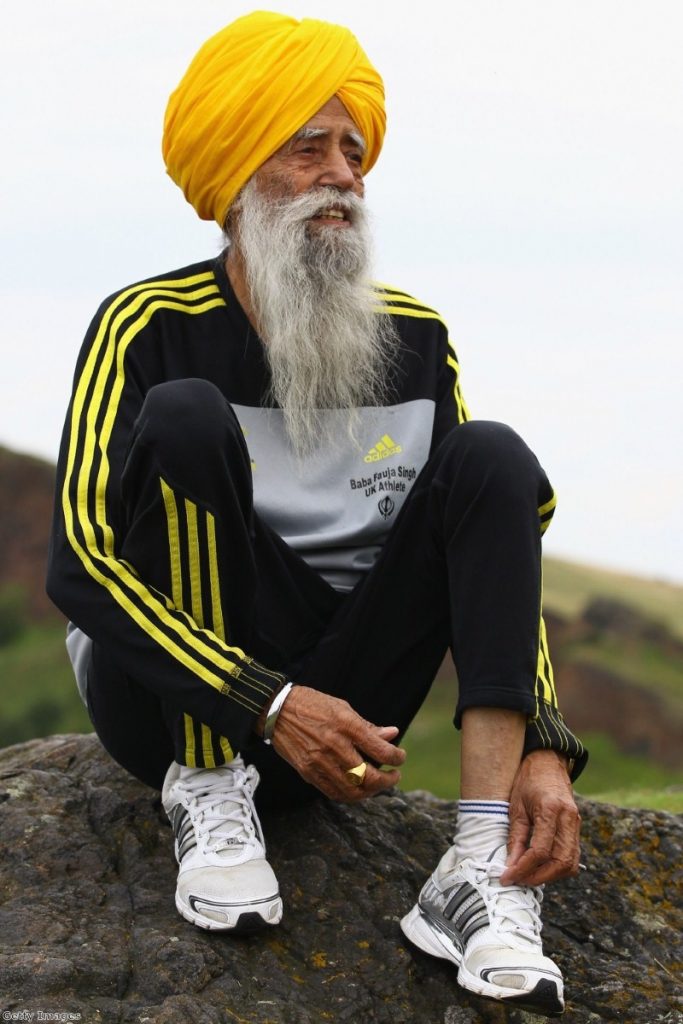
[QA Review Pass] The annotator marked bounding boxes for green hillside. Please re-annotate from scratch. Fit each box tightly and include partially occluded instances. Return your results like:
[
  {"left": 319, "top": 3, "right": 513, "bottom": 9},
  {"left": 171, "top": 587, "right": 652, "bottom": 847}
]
[{"left": 543, "top": 556, "right": 683, "bottom": 641}]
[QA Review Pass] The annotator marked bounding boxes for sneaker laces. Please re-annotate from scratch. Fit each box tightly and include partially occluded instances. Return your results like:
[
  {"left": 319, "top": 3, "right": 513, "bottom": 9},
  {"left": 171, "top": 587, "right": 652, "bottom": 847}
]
[
  {"left": 461, "top": 856, "right": 544, "bottom": 947},
  {"left": 177, "top": 762, "right": 264, "bottom": 860}
]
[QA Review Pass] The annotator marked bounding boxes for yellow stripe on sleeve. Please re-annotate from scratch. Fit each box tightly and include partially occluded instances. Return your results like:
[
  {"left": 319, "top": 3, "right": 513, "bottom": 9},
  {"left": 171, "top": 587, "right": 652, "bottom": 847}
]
[
  {"left": 538, "top": 492, "right": 558, "bottom": 518},
  {"left": 61, "top": 275, "right": 266, "bottom": 694},
  {"left": 371, "top": 285, "right": 470, "bottom": 424},
  {"left": 373, "top": 303, "right": 450, "bottom": 332},
  {"left": 446, "top": 352, "right": 470, "bottom": 423}
]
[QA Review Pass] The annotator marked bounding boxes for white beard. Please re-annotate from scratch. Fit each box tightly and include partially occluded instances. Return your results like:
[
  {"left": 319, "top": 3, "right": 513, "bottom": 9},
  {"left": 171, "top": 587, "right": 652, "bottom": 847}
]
[{"left": 228, "top": 179, "right": 398, "bottom": 458}]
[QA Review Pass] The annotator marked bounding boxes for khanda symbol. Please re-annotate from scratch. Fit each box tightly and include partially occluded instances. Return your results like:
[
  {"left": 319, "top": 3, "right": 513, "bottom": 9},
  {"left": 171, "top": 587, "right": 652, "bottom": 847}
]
[{"left": 378, "top": 496, "right": 395, "bottom": 520}]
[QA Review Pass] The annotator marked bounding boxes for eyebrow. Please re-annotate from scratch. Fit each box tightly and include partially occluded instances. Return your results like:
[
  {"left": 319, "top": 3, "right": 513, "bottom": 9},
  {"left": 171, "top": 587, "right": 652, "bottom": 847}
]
[{"left": 290, "top": 125, "right": 366, "bottom": 153}]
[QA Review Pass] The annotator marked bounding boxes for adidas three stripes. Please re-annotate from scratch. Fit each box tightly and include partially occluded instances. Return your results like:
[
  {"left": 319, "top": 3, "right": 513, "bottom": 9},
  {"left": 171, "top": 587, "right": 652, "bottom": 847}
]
[{"left": 47, "top": 256, "right": 585, "bottom": 797}]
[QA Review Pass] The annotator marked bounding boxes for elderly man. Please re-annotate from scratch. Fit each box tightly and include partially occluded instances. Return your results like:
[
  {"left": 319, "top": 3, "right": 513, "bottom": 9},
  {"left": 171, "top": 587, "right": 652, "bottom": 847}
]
[{"left": 47, "top": 11, "right": 586, "bottom": 1016}]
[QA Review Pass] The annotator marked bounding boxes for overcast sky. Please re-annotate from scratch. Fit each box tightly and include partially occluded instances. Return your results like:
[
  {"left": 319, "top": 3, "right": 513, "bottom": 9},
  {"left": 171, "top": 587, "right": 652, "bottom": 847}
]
[{"left": 2, "top": 1, "right": 681, "bottom": 583}]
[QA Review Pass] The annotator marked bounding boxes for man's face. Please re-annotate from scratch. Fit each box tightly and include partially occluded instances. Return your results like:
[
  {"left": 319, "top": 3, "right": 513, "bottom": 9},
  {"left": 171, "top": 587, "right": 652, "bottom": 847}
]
[
  {"left": 225, "top": 95, "right": 396, "bottom": 457},
  {"left": 251, "top": 96, "right": 365, "bottom": 225}
]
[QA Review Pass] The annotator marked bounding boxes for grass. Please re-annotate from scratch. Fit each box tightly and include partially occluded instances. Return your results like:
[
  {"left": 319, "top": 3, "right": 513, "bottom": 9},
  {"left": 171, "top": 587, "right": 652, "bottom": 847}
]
[
  {"left": 398, "top": 672, "right": 461, "bottom": 799},
  {"left": 572, "top": 732, "right": 683, "bottom": 796},
  {"left": 0, "top": 620, "right": 91, "bottom": 748},
  {"left": 587, "top": 788, "right": 683, "bottom": 813}
]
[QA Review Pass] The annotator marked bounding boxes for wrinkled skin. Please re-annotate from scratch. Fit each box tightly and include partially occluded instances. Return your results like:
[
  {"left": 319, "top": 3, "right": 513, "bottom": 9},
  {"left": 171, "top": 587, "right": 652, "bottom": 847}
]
[
  {"left": 502, "top": 749, "right": 582, "bottom": 886},
  {"left": 271, "top": 685, "right": 405, "bottom": 803},
  {"left": 269, "top": 687, "right": 580, "bottom": 882}
]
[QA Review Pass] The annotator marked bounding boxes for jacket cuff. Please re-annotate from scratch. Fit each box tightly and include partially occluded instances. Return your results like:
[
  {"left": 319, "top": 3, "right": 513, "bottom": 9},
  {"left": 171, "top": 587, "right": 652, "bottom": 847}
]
[
  {"left": 213, "top": 658, "right": 287, "bottom": 753},
  {"left": 523, "top": 700, "right": 588, "bottom": 782}
]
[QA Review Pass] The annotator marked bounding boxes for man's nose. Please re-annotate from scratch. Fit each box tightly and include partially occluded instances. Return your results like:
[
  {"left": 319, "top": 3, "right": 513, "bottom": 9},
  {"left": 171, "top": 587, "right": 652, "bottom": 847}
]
[{"left": 318, "top": 148, "right": 359, "bottom": 191}]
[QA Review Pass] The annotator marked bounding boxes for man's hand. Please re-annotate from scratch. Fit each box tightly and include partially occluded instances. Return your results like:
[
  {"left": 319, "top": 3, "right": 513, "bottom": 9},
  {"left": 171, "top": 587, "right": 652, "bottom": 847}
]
[
  {"left": 501, "top": 749, "right": 581, "bottom": 886},
  {"left": 270, "top": 685, "right": 406, "bottom": 802}
]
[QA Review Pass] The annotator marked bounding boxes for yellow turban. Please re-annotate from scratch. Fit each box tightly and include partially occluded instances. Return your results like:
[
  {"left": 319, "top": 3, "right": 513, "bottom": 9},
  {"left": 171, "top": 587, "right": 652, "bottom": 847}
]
[{"left": 162, "top": 11, "right": 386, "bottom": 226}]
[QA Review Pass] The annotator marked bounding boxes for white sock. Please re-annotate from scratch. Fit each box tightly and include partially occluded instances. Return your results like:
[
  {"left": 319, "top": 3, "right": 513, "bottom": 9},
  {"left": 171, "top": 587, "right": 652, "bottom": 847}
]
[{"left": 452, "top": 799, "right": 510, "bottom": 863}]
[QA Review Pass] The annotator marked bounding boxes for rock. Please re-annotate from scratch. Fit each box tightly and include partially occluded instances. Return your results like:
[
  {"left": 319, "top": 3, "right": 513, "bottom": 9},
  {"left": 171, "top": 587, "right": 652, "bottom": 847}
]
[
  {"left": 552, "top": 660, "right": 683, "bottom": 769},
  {"left": 0, "top": 445, "right": 58, "bottom": 621},
  {"left": 581, "top": 598, "right": 679, "bottom": 649},
  {"left": 0, "top": 734, "right": 681, "bottom": 1023}
]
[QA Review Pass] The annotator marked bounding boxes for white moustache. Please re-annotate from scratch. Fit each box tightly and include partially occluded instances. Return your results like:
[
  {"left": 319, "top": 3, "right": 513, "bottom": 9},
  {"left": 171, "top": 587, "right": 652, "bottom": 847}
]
[{"left": 274, "top": 187, "right": 364, "bottom": 226}]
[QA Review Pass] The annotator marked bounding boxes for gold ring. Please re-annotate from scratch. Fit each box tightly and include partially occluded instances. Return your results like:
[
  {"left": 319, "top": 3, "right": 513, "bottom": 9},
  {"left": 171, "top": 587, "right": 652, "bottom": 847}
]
[{"left": 345, "top": 762, "right": 368, "bottom": 786}]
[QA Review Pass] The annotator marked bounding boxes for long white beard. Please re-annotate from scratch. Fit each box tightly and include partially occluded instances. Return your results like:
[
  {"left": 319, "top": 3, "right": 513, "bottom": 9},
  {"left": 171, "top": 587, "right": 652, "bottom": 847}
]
[{"left": 229, "top": 179, "right": 398, "bottom": 458}]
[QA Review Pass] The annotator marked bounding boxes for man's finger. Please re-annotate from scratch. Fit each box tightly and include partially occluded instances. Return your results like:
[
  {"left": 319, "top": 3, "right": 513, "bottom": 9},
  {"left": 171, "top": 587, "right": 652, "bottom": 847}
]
[
  {"left": 502, "top": 845, "right": 552, "bottom": 884},
  {"left": 350, "top": 721, "right": 406, "bottom": 767},
  {"left": 331, "top": 760, "right": 401, "bottom": 802},
  {"left": 377, "top": 726, "right": 400, "bottom": 738},
  {"left": 503, "top": 819, "right": 581, "bottom": 885},
  {"left": 507, "top": 852, "right": 578, "bottom": 887},
  {"left": 339, "top": 743, "right": 400, "bottom": 785},
  {"left": 505, "top": 810, "right": 531, "bottom": 871},
  {"left": 505, "top": 836, "right": 529, "bottom": 873},
  {"left": 501, "top": 810, "right": 555, "bottom": 884},
  {"left": 287, "top": 739, "right": 396, "bottom": 800},
  {"left": 348, "top": 765, "right": 401, "bottom": 800},
  {"left": 272, "top": 688, "right": 405, "bottom": 797}
]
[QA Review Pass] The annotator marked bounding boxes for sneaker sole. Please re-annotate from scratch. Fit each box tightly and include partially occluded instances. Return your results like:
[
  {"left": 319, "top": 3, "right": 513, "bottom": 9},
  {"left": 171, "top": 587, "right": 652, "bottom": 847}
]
[
  {"left": 458, "top": 961, "right": 564, "bottom": 1015},
  {"left": 401, "top": 904, "right": 564, "bottom": 1016},
  {"left": 400, "top": 904, "right": 463, "bottom": 965},
  {"left": 177, "top": 892, "right": 283, "bottom": 932}
]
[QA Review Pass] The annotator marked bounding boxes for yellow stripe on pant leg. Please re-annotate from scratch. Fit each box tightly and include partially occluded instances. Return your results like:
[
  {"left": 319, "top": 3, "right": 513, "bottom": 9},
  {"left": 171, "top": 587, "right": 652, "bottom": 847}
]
[
  {"left": 206, "top": 512, "right": 226, "bottom": 644},
  {"left": 184, "top": 713, "right": 196, "bottom": 768},
  {"left": 535, "top": 613, "right": 553, "bottom": 705},
  {"left": 185, "top": 498, "right": 204, "bottom": 630},
  {"left": 201, "top": 724, "right": 216, "bottom": 768},
  {"left": 539, "top": 616, "right": 557, "bottom": 705},
  {"left": 183, "top": 497, "right": 215, "bottom": 768},
  {"left": 535, "top": 563, "right": 555, "bottom": 706},
  {"left": 160, "top": 479, "right": 183, "bottom": 608},
  {"left": 207, "top": 510, "right": 234, "bottom": 764},
  {"left": 536, "top": 642, "right": 553, "bottom": 704},
  {"left": 162, "top": 477, "right": 196, "bottom": 765}
]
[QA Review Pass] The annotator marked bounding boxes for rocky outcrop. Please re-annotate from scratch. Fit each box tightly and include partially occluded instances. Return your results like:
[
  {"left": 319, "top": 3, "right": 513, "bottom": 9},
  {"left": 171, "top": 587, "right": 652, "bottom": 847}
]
[
  {"left": 543, "top": 603, "right": 683, "bottom": 770},
  {"left": 0, "top": 445, "right": 57, "bottom": 621},
  {"left": 553, "top": 659, "right": 683, "bottom": 768},
  {"left": 1, "top": 734, "right": 681, "bottom": 1023},
  {"left": 580, "top": 598, "right": 682, "bottom": 653}
]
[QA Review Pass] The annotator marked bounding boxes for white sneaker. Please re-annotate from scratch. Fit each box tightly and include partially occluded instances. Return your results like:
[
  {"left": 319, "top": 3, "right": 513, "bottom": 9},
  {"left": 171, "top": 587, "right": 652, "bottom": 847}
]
[
  {"left": 162, "top": 758, "right": 283, "bottom": 932},
  {"left": 400, "top": 845, "right": 564, "bottom": 1015}
]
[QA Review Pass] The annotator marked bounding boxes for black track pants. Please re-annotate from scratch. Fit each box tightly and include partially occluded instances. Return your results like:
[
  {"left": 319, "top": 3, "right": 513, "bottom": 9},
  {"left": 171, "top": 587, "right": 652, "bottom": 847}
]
[{"left": 86, "top": 378, "right": 564, "bottom": 804}]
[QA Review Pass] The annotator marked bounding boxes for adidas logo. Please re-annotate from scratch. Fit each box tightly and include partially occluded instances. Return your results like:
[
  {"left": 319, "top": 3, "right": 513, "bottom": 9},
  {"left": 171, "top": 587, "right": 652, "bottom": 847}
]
[{"left": 364, "top": 434, "right": 403, "bottom": 463}]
